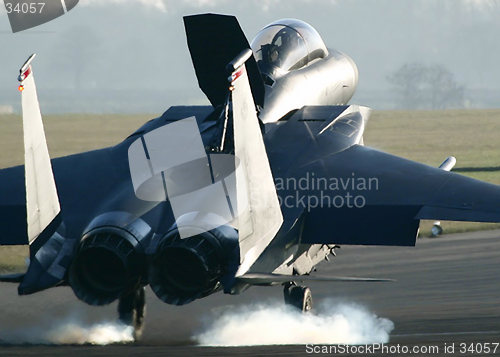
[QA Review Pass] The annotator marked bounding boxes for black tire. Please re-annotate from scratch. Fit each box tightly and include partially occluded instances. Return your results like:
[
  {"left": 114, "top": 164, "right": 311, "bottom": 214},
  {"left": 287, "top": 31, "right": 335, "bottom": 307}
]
[
  {"left": 118, "top": 287, "right": 146, "bottom": 341},
  {"left": 284, "top": 285, "right": 313, "bottom": 313}
]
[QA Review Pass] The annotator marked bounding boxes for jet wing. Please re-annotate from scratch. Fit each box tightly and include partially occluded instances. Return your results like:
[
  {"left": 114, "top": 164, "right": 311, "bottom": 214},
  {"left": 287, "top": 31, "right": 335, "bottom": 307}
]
[
  {"left": 297, "top": 144, "right": 500, "bottom": 246},
  {"left": 263, "top": 107, "right": 500, "bottom": 247},
  {"left": 0, "top": 148, "right": 122, "bottom": 246}
]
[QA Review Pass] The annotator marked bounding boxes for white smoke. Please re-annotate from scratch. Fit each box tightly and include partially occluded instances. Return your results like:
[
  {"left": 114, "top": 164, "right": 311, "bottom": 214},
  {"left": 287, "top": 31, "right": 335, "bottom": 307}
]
[
  {"left": 193, "top": 300, "right": 394, "bottom": 346},
  {"left": 45, "top": 321, "right": 134, "bottom": 345},
  {"left": 0, "top": 318, "right": 134, "bottom": 345}
]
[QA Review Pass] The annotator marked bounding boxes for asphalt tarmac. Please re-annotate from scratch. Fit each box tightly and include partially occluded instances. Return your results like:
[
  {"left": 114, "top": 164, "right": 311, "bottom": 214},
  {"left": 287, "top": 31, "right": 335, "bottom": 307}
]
[{"left": 0, "top": 229, "right": 499, "bottom": 356}]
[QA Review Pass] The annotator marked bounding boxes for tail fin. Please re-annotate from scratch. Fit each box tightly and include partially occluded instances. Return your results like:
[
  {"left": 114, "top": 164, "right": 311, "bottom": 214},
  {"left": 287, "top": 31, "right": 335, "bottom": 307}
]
[
  {"left": 229, "top": 51, "right": 283, "bottom": 276},
  {"left": 18, "top": 54, "right": 61, "bottom": 252},
  {"left": 184, "top": 14, "right": 265, "bottom": 109}
]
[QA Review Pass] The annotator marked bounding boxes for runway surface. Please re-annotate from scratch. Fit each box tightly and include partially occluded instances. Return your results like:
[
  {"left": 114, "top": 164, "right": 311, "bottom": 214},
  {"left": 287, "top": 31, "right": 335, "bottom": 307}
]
[{"left": 0, "top": 229, "right": 499, "bottom": 356}]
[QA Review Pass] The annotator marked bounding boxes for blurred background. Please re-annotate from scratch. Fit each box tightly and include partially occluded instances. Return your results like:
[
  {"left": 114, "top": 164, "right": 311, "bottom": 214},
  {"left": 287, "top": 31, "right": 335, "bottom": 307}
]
[{"left": 1, "top": 0, "right": 500, "bottom": 114}]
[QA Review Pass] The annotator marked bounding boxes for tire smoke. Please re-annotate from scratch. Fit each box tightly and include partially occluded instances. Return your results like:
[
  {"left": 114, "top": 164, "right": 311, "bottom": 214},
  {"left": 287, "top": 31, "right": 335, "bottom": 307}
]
[
  {"left": 0, "top": 318, "right": 134, "bottom": 345},
  {"left": 193, "top": 300, "right": 394, "bottom": 346}
]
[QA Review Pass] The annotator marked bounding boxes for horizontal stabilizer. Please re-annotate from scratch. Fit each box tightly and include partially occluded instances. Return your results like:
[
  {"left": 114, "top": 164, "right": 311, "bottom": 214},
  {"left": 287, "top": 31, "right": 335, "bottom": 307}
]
[{"left": 237, "top": 273, "right": 393, "bottom": 285}]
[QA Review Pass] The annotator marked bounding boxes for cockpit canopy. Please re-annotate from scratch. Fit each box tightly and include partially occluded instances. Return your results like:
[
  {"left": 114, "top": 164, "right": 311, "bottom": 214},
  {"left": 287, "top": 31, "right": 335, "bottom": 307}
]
[{"left": 251, "top": 19, "right": 329, "bottom": 72}]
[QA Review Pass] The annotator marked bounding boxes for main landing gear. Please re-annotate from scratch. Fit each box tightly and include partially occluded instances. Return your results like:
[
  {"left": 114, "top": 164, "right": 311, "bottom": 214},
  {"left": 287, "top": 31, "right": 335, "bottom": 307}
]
[
  {"left": 118, "top": 286, "right": 146, "bottom": 340},
  {"left": 283, "top": 282, "right": 313, "bottom": 313}
]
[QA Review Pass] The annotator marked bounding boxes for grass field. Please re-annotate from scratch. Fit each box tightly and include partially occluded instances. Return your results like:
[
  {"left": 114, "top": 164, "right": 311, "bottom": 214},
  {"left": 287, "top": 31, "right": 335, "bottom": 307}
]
[{"left": 1, "top": 109, "right": 500, "bottom": 272}]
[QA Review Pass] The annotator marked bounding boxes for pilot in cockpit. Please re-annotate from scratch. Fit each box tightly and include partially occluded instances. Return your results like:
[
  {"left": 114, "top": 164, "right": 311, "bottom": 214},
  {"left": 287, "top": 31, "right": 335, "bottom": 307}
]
[{"left": 262, "top": 28, "right": 302, "bottom": 67}]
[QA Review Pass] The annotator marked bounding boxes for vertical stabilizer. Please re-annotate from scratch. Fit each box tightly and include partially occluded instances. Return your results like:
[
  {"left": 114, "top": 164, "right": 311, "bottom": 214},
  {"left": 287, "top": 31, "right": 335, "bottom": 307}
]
[
  {"left": 184, "top": 14, "right": 265, "bottom": 109},
  {"left": 18, "top": 54, "right": 61, "bottom": 246},
  {"left": 229, "top": 50, "right": 283, "bottom": 276}
]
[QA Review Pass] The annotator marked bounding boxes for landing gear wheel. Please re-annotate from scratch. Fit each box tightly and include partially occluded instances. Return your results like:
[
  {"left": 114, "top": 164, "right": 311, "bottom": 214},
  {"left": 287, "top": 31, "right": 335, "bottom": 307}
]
[
  {"left": 284, "top": 283, "right": 313, "bottom": 313},
  {"left": 118, "top": 286, "right": 146, "bottom": 341}
]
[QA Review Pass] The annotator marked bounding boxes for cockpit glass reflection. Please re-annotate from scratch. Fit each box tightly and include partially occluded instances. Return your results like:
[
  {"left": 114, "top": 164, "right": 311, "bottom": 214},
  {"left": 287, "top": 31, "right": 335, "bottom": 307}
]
[
  {"left": 251, "top": 20, "right": 329, "bottom": 73},
  {"left": 251, "top": 25, "right": 308, "bottom": 71}
]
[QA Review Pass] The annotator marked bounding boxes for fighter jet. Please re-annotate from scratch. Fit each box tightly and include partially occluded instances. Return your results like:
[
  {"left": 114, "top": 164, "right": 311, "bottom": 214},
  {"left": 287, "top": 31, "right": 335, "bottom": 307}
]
[{"left": 2, "top": 14, "right": 500, "bottom": 339}]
